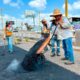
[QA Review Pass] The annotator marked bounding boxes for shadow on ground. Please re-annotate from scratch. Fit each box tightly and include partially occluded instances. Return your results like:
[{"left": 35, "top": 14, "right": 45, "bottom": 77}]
[{"left": 0, "top": 45, "right": 80, "bottom": 80}]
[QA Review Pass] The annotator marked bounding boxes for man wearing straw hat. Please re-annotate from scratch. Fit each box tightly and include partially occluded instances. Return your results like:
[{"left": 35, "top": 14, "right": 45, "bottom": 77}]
[{"left": 50, "top": 9, "right": 74, "bottom": 65}]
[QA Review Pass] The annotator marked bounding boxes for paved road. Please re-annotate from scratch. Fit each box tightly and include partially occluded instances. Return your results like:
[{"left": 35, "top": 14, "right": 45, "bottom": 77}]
[{"left": 0, "top": 41, "right": 80, "bottom": 80}]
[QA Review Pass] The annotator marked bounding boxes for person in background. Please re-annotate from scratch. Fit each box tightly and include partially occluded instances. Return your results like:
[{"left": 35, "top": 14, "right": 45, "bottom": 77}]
[
  {"left": 4, "top": 21, "right": 13, "bottom": 53},
  {"left": 41, "top": 19, "right": 50, "bottom": 40},
  {"left": 50, "top": 17, "right": 61, "bottom": 57},
  {"left": 50, "top": 9, "right": 75, "bottom": 65},
  {"left": 41, "top": 19, "right": 50, "bottom": 52}
]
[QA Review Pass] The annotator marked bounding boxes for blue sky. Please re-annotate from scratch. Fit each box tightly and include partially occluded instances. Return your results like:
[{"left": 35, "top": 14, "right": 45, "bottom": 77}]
[
  {"left": 0, "top": 0, "right": 80, "bottom": 18},
  {"left": 0, "top": 0, "right": 80, "bottom": 27}
]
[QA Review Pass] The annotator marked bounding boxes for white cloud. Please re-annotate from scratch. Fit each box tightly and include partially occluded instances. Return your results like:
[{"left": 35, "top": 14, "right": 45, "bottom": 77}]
[
  {"left": 3, "top": 0, "right": 11, "bottom": 4},
  {"left": 28, "top": 0, "right": 47, "bottom": 10},
  {"left": 35, "top": 13, "right": 51, "bottom": 25},
  {"left": 69, "top": 14, "right": 80, "bottom": 17},
  {"left": 21, "top": 11, "right": 51, "bottom": 26},
  {"left": 3, "top": 14, "right": 23, "bottom": 25},
  {"left": 0, "top": 14, "right": 16, "bottom": 29},
  {"left": 21, "top": 14, "right": 25, "bottom": 19},
  {"left": 63, "top": 3, "right": 73, "bottom": 11},
  {"left": 62, "top": 0, "right": 80, "bottom": 17},
  {"left": 3, "top": 14, "right": 16, "bottom": 21},
  {"left": 3, "top": 0, "right": 24, "bottom": 8},
  {"left": 1, "top": 12, "right": 52, "bottom": 30},
  {"left": 10, "top": 2, "right": 20, "bottom": 8},
  {"left": 73, "top": 0, "right": 80, "bottom": 10},
  {"left": 63, "top": 0, "right": 80, "bottom": 11},
  {"left": 39, "top": 13, "right": 51, "bottom": 21},
  {"left": 0, "top": 14, "right": 28, "bottom": 29}
]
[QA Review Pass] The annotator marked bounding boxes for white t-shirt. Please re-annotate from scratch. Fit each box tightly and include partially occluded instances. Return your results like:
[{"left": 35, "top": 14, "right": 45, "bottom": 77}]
[
  {"left": 50, "top": 23, "right": 63, "bottom": 40},
  {"left": 50, "top": 25, "right": 58, "bottom": 35},
  {"left": 58, "top": 17, "right": 73, "bottom": 40}
]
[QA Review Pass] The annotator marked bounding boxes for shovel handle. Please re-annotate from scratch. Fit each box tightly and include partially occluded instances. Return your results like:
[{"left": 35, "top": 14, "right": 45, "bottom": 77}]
[{"left": 37, "top": 35, "right": 50, "bottom": 54}]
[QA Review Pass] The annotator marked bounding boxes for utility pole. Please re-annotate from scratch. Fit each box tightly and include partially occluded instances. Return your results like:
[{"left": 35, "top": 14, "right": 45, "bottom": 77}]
[{"left": 65, "top": 0, "right": 68, "bottom": 17}]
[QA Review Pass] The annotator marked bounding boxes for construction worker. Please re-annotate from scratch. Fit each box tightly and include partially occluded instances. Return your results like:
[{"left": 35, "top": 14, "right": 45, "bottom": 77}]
[
  {"left": 4, "top": 21, "right": 13, "bottom": 53},
  {"left": 41, "top": 19, "right": 50, "bottom": 40},
  {"left": 41, "top": 19, "right": 50, "bottom": 52},
  {"left": 50, "top": 17, "right": 61, "bottom": 57},
  {"left": 50, "top": 9, "right": 74, "bottom": 65}
]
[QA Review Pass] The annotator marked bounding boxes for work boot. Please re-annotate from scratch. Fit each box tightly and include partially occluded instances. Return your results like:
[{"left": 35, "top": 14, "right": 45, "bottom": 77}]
[
  {"left": 51, "top": 54, "right": 55, "bottom": 57},
  {"left": 61, "top": 57, "right": 68, "bottom": 60},
  {"left": 64, "top": 61, "right": 75, "bottom": 65}
]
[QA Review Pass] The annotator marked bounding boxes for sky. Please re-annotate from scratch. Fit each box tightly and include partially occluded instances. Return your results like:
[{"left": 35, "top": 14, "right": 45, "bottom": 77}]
[{"left": 0, "top": 0, "right": 80, "bottom": 28}]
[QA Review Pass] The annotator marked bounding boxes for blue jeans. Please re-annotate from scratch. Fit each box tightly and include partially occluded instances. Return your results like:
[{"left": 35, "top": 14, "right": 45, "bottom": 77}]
[
  {"left": 51, "top": 35, "right": 60, "bottom": 55},
  {"left": 6, "top": 36, "right": 13, "bottom": 53},
  {"left": 62, "top": 38, "right": 74, "bottom": 63}
]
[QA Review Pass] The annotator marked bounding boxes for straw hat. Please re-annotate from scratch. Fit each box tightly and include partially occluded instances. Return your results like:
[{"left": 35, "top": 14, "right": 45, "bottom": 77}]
[{"left": 50, "top": 9, "right": 62, "bottom": 17}]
